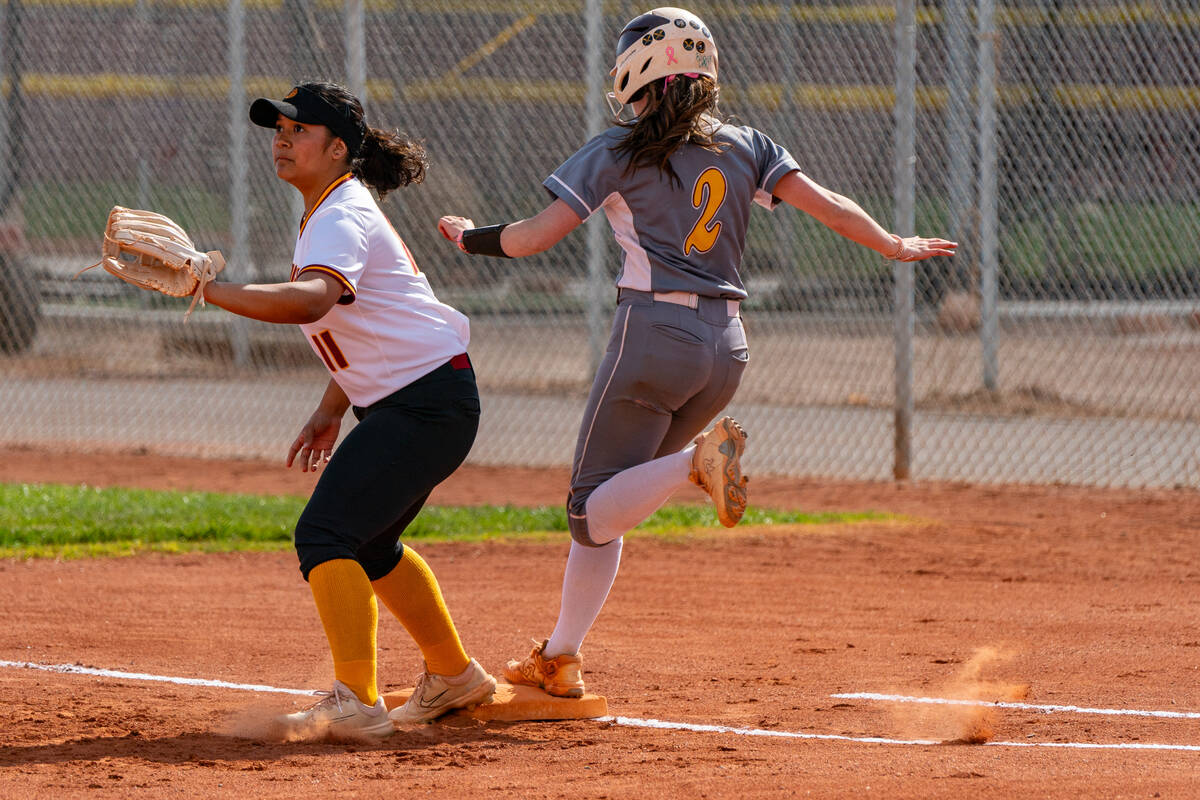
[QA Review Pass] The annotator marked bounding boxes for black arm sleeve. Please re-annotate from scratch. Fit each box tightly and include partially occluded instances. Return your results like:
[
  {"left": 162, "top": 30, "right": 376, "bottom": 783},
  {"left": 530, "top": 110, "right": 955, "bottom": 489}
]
[{"left": 460, "top": 224, "right": 511, "bottom": 258}]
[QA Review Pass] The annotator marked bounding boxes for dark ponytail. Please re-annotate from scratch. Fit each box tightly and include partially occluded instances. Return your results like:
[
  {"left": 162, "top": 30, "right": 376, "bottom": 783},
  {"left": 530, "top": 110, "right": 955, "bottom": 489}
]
[
  {"left": 299, "top": 80, "right": 428, "bottom": 199},
  {"left": 610, "top": 74, "right": 728, "bottom": 189},
  {"left": 353, "top": 126, "right": 427, "bottom": 198}
]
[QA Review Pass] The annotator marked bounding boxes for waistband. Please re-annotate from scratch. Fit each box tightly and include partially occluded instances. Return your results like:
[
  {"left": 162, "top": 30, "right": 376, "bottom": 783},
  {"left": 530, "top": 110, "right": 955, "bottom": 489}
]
[
  {"left": 617, "top": 288, "right": 740, "bottom": 317},
  {"left": 425, "top": 352, "right": 472, "bottom": 378},
  {"left": 355, "top": 353, "right": 474, "bottom": 416}
]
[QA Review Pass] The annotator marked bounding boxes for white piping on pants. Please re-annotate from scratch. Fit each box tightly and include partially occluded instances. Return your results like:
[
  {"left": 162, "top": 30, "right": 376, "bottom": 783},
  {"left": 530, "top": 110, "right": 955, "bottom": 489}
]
[{"left": 568, "top": 303, "right": 634, "bottom": 519}]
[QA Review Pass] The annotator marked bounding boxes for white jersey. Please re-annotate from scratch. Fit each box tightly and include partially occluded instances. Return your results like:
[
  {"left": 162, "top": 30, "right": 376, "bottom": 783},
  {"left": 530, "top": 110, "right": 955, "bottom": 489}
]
[{"left": 291, "top": 174, "right": 470, "bottom": 407}]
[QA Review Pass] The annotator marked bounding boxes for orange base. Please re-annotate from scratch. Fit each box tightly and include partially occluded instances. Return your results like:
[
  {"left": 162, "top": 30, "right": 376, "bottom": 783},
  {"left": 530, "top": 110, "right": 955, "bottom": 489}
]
[{"left": 383, "top": 681, "right": 608, "bottom": 722}]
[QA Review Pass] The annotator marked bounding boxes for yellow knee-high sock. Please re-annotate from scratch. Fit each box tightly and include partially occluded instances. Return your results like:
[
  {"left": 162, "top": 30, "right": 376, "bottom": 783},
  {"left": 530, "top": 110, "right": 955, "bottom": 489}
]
[
  {"left": 308, "top": 559, "right": 378, "bottom": 705},
  {"left": 371, "top": 547, "right": 470, "bottom": 677}
]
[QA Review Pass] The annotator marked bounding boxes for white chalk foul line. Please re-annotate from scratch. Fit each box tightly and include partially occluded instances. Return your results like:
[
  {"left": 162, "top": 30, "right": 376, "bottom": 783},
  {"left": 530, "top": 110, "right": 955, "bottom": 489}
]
[
  {"left": 600, "top": 716, "right": 939, "bottom": 745},
  {"left": 832, "top": 691, "right": 1200, "bottom": 720},
  {"left": 3, "top": 661, "right": 1198, "bottom": 752},
  {"left": 0, "top": 660, "right": 315, "bottom": 696},
  {"left": 600, "top": 716, "right": 1200, "bottom": 752}
]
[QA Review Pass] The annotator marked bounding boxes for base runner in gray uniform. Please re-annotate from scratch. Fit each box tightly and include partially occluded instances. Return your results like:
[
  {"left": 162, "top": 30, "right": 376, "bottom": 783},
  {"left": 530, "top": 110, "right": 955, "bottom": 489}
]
[{"left": 438, "top": 7, "right": 956, "bottom": 698}]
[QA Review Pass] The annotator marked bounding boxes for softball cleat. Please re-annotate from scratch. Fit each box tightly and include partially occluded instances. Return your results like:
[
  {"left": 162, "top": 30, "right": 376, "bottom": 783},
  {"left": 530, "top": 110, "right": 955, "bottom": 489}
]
[
  {"left": 389, "top": 658, "right": 497, "bottom": 724},
  {"left": 689, "top": 415, "right": 749, "bottom": 527},
  {"left": 504, "top": 639, "right": 585, "bottom": 698},
  {"left": 275, "top": 680, "right": 394, "bottom": 740}
]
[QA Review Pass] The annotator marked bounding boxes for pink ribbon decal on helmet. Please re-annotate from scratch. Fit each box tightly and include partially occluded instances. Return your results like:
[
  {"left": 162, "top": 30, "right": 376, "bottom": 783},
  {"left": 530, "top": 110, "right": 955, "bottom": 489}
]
[{"left": 665, "top": 46, "right": 679, "bottom": 65}]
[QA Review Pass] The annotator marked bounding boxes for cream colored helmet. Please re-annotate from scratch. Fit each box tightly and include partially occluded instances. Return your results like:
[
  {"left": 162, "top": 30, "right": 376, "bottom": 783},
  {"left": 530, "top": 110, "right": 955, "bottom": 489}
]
[{"left": 609, "top": 7, "right": 718, "bottom": 106}]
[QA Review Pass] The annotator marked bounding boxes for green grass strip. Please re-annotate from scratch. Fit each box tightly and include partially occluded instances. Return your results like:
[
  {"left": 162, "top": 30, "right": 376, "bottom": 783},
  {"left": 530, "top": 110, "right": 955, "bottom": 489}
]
[{"left": 0, "top": 483, "right": 891, "bottom": 559}]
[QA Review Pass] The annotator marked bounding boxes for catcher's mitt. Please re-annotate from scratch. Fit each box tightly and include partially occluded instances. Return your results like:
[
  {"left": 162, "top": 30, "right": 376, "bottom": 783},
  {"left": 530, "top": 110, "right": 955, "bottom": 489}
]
[{"left": 78, "top": 206, "right": 226, "bottom": 320}]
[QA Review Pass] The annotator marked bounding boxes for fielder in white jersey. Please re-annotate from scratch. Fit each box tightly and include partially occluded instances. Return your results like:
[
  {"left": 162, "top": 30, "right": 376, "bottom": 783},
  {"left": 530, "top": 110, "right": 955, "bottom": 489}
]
[
  {"left": 438, "top": 8, "right": 956, "bottom": 699},
  {"left": 290, "top": 172, "right": 470, "bottom": 407},
  {"left": 199, "top": 81, "right": 496, "bottom": 738}
]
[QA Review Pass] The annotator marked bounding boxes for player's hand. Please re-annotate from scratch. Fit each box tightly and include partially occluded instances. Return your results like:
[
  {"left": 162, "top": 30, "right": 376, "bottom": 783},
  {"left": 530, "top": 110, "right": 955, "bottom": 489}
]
[
  {"left": 286, "top": 410, "right": 342, "bottom": 473},
  {"left": 886, "top": 235, "right": 958, "bottom": 262},
  {"left": 437, "top": 216, "right": 474, "bottom": 252}
]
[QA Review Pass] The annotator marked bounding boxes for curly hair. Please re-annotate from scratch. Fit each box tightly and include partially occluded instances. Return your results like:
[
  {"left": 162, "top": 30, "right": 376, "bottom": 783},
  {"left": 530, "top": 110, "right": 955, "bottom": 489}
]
[{"left": 300, "top": 81, "right": 427, "bottom": 199}]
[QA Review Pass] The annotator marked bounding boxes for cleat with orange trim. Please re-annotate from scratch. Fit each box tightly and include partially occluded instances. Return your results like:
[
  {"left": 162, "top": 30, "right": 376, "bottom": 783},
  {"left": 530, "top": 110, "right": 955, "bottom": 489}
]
[
  {"left": 504, "top": 639, "right": 585, "bottom": 698},
  {"left": 689, "top": 415, "right": 749, "bottom": 527}
]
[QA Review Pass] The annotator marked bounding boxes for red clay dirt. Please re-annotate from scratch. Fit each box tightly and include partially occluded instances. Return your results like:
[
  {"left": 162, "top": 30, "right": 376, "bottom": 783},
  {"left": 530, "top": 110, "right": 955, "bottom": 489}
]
[{"left": 1, "top": 447, "right": 1198, "bottom": 798}]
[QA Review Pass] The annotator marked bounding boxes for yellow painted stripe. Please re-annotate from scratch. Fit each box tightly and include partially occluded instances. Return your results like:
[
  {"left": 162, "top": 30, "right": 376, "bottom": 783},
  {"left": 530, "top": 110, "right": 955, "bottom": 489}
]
[
  {"left": 400, "top": 77, "right": 583, "bottom": 104},
  {"left": 6, "top": 74, "right": 394, "bottom": 102},
  {"left": 5, "top": 73, "right": 1197, "bottom": 112},
  {"left": 25, "top": 0, "right": 398, "bottom": 9},
  {"left": 730, "top": 82, "right": 1198, "bottom": 112},
  {"left": 444, "top": 12, "right": 539, "bottom": 81},
  {"left": 12, "top": 0, "right": 1200, "bottom": 28},
  {"left": 997, "top": 4, "right": 1200, "bottom": 27},
  {"left": 1055, "top": 84, "right": 1200, "bottom": 111}
]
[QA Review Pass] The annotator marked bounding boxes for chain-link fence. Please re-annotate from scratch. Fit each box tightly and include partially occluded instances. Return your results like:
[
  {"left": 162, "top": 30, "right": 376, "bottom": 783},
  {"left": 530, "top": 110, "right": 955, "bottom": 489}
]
[{"left": 0, "top": 1, "right": 1197, "bottom": 487}]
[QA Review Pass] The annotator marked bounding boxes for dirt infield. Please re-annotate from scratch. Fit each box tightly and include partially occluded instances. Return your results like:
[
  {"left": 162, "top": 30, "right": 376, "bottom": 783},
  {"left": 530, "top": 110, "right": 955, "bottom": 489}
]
[{"left": 1, "top": 449, "right": 1198, "bottom": 798}]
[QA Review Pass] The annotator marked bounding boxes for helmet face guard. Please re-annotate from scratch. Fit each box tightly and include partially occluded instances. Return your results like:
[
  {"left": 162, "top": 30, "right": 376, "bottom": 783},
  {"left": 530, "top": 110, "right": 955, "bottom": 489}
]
[{"left": 609, "top": 7, "right": 718, "bottom": 107}]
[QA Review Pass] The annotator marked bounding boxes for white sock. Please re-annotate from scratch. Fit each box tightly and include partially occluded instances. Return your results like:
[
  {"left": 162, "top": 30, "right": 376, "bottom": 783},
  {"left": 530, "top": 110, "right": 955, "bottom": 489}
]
[
  {"left": 583, "top": 448, "right": 694, "bottom": 545},
  {"left": 544, "top": 538, "right": 623, "bottom": 658}
]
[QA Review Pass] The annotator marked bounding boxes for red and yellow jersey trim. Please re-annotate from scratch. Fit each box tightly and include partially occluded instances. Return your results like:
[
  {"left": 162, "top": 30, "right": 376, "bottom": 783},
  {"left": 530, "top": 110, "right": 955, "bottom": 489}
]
[
  {"left": 296, "top": 264, "right": 356, "bottom": 298},
  {"left": 310, "top": 329, "right": 349, "bottom": 371},
  {"left": 298, "top": 172, "right": 354, "bottom": 240}
]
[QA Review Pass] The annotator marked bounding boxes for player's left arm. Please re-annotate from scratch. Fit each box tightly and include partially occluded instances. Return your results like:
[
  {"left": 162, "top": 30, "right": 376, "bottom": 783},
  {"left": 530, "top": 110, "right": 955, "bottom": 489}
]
[
  {"left": 437, "top": 199, "right": 583, "bottom": 258},
  {"left": 286, "top": 377, "right": 350, "bottom": 472},
  {"left": 772, "top": 170, "right": 957, "bottom": 261}
]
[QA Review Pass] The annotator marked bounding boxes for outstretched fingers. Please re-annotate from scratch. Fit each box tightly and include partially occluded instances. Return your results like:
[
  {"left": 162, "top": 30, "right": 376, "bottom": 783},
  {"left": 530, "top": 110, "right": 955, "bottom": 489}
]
[{"left": 900, "top": 237, "right": 958, "bottom": 261}]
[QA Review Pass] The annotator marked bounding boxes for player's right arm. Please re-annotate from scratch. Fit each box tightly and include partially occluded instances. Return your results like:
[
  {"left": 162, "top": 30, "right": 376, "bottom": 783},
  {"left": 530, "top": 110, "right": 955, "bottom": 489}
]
[
  {"left": 772, "top": 170, "right": 957, "bottom": 262},
  {"left": 437, "top": 199, "right": 583, "bottom": 258},
  {"left": 202, "top": 272, "right": 344, "bottom": 324}
]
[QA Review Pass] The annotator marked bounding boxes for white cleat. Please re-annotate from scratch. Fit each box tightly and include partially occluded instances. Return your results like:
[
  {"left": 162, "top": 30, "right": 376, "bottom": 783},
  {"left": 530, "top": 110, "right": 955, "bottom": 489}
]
[
  {"left": 389, "top": 658, "right": 497, "bottom": 724},
  {"left": 275, "top": 680, "right": 394, "bottom": 741}
]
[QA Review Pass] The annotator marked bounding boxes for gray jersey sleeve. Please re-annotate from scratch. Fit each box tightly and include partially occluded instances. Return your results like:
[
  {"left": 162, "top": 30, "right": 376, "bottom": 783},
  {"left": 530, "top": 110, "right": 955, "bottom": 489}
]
[
  {"left": 543, "top": 130, "right": 625, "bottom": 220},
  {"left": 750, "top": 128, "right": 801, "bottom": 210}
]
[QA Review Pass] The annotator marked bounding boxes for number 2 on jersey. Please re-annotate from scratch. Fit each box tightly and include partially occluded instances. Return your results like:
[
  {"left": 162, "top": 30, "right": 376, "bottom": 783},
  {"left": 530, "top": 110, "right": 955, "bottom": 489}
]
[{"left": 683, "top": 167, "right": 728, "bottom": 256}]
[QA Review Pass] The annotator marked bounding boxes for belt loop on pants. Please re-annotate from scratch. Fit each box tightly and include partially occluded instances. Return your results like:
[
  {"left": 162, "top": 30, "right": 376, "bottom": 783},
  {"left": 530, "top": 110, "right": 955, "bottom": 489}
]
[
  {"left": 617, "top": 287, "right": 740, "bottom": 318},
  {"left": 651, "top": 290, "right": 699, "bottom": 309}
]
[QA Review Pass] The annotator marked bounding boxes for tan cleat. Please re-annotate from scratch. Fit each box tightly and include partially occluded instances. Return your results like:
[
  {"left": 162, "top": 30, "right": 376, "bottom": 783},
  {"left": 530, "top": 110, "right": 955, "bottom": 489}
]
[
  {"left": 504, "top": 639, "right": 585, "bottom": 698},
  {"left": 689, "top": 415, "right": 749, "bottom": 527}
]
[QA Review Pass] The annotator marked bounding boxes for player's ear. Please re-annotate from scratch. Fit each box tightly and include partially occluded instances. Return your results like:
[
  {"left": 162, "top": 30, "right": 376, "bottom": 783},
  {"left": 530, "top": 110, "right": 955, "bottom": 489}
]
[{"left": 331, "top": 138, "right": 347, "bottom": 160}]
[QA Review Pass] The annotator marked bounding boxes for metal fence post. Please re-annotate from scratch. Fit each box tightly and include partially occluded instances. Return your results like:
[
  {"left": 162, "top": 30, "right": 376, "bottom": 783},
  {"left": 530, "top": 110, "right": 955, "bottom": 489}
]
[
  {"left": 946, "top": 0, "right": 974, "bottom": 296},
  {"left": 893, "top": 0, "right": 917, "bottom": 481},
  {"left": 227, "top": 0, "right": 251, "bottom": 365},
  {"left": 345, "top": 0, "right": 366, "bottom": 106},
  {"left": 584, "top": 0, "right": 607, "bottom": 372},
  {"left": 978, "top": 0, "right": 999, "bottom": 390}
]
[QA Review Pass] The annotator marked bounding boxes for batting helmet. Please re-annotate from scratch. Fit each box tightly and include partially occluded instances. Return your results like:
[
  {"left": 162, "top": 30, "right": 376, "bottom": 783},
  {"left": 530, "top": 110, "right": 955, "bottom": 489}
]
[{"left": 610, "top": 7, "right": 718, "bottom": 106}]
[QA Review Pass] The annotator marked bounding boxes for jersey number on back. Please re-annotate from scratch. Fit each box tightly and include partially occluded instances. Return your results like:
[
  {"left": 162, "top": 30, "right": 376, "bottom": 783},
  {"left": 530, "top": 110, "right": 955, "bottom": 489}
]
[{"left": 683, "top": 167, "right": 728, "bottom": 256}]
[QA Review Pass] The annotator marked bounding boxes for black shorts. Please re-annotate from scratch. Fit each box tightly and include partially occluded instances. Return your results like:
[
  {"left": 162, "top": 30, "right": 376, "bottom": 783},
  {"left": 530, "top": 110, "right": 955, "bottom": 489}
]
[{"left": 294, "top": 355, "right": 480, "bottom": 580}]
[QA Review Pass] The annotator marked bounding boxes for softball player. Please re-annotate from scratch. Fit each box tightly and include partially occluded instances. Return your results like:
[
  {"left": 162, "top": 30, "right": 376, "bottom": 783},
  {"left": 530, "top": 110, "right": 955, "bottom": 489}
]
[
  {"left": 200, "top": 81, "right": 496, "bottom": 737},
  {"left": 439, "top": 7, "right": 955, "bottom": 697}
]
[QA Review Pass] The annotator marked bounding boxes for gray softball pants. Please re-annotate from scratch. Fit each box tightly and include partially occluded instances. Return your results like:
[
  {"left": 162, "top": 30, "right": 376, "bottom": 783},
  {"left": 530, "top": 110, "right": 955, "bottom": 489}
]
[{"left": 567, "top": 288, "right": 749, "bottom": 546}]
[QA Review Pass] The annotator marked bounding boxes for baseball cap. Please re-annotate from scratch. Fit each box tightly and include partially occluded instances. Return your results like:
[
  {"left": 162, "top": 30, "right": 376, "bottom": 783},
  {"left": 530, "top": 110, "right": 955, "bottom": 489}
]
[{"left": 249, "top": 85, "right": 365, "bottom": 156}]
